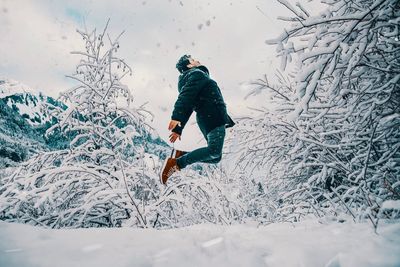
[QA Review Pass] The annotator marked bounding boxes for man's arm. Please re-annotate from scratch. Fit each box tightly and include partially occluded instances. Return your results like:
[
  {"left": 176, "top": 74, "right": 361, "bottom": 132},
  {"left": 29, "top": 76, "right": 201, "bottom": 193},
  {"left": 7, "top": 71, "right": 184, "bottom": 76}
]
[{"left": 171, "top": 70, "right": 206, "bottom": 135}]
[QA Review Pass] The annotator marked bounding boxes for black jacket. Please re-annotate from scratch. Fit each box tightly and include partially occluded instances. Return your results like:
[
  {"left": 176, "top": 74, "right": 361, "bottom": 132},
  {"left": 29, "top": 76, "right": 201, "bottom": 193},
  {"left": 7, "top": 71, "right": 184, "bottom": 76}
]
[{"left": 171, "top": 65, "right": 235, "bottom": 136}]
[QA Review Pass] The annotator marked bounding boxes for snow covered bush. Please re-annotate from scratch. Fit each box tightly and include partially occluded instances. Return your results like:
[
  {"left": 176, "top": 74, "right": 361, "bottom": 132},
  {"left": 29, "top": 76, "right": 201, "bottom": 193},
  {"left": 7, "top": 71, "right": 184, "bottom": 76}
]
[
  {"left": 146, "top": 167, "right": 244, "bottom": 228},
  {"left": 230, "top": 0, "right": 400, "bottom": 225},
  {"left": 226, "top": 72, "right": 305, "bottom": 223}
]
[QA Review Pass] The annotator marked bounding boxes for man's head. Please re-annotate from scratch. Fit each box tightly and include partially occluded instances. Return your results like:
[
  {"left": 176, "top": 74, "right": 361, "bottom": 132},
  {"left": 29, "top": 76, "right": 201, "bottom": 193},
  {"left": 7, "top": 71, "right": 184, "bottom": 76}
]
[{"left": 176, "top": 55, "right": 201, "bottom": 73}]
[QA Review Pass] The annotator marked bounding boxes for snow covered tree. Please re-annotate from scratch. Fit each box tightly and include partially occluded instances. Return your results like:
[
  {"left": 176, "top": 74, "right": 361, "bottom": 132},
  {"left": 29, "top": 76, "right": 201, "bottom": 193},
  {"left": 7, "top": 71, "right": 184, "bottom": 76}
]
[
  {"left": 0, "top": 21, "right": 155, "bottom": 228},
  {"left": 229, "top": 0, "right": 399, "bottom": 225},
  {"left": 268, "top": 0, "right": 400, "bottom": 224}
]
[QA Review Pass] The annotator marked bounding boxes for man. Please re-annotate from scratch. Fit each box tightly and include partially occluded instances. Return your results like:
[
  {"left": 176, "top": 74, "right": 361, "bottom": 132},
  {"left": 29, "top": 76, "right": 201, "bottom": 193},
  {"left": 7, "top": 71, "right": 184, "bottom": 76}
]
[{"left": 160, "top": 55, "right": 235, "bottom": 184}]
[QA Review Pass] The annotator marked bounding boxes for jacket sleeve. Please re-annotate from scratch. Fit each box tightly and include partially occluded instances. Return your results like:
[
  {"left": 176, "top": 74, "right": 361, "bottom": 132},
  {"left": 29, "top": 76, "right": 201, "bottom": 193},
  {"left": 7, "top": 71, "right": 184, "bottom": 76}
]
[{"left": 171, "top": 70, "right": 206, "bottom": 135}]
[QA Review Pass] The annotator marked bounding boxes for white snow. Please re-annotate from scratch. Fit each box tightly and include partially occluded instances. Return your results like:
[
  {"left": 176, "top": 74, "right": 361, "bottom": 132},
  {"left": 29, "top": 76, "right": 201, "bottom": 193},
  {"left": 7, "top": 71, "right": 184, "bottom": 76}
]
[
  {"left": 0, "top": 220, "right": 399, "bottom": 267},
  {"left": 0, "top": 79, "right": 37, "bottom": 98},
  {"left": 382, "top": 200, "right": 400, "bottom": 210},
  {"left": 0, "top": 79, "right": 52, "bottom": 125},
  {"left": 10, "top": 101, "right": 40, "bottom": 121}
]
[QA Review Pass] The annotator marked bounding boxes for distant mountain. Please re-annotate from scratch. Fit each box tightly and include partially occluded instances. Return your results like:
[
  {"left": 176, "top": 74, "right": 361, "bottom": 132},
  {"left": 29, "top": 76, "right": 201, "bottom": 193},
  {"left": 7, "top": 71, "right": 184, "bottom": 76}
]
[
  {"left": 0, "top": 79, "right": 68, "bottom": 167},
  {"left": 0, "top": 79, "right": 169, "bottom": 168},
  {"left": 0, "top": 79, "right": 66, "bottom": 126},
  {"left": 0, "top": 79, "right": 34, "bottom": 97}
]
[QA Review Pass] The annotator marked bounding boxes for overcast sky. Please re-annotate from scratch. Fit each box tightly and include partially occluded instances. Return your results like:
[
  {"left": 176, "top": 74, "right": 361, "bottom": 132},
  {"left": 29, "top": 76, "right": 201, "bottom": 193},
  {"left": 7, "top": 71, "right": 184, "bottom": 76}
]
[{"left": 0, "top": 0, "right": 325, "bottom": 149}]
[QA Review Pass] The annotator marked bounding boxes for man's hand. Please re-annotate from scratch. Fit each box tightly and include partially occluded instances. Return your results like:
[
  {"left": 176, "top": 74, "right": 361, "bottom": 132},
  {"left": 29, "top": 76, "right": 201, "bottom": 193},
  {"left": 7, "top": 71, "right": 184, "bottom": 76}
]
[
  {"left": 169, "top": 132, "right": 181, "bottom": 143},
  {"left": 168, "top": 120, "right": 181, "bottom": 131},
  {"left": 168, "top": 120, "right": 181, "bottom": 143}
]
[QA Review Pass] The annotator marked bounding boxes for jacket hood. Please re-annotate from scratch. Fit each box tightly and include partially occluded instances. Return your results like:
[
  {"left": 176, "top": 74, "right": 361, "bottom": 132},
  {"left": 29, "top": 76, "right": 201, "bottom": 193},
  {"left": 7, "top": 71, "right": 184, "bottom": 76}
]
[
  {"left": 181, "top": 65, "right": 210, "bottom": 76},
  {"left": 197, "top": 65, "right": 209, "bottom": 75}
]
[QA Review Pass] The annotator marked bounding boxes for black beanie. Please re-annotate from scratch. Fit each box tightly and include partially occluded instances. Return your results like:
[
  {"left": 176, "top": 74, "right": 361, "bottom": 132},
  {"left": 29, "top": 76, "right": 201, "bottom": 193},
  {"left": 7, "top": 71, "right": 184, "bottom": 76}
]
[{"left": 176, "top": 54, "right": 191, "bottom": 73}]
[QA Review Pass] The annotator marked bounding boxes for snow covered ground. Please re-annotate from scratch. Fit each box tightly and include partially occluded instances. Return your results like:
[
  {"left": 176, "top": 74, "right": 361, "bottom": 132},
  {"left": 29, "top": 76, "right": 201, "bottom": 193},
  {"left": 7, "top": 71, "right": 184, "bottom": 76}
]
[{"left": 0, "top": 220, "right": 399, "bottom": 267}]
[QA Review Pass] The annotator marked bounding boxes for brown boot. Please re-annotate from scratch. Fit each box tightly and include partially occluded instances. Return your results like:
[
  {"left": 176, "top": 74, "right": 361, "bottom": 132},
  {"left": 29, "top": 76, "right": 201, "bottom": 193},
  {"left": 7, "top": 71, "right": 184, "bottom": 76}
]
[
  {"left": 160, "top": 158, "right": 180, "bottom": 185},
  {"left": 172, "top": 149, "right": 188, "bottom": 158}
]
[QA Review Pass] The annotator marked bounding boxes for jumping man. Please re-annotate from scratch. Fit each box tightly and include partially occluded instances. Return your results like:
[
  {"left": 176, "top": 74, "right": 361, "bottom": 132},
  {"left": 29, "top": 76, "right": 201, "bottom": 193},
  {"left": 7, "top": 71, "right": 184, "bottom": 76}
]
[{"left": 160, "top": 55, "right": 235, "bottom": 184}]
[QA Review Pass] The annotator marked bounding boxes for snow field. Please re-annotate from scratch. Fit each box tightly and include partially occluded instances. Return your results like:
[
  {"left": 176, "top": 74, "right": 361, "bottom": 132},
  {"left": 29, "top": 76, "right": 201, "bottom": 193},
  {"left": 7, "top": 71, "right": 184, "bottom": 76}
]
[{"left": 1, "top": 219, "right": 399, "bottom": 267}]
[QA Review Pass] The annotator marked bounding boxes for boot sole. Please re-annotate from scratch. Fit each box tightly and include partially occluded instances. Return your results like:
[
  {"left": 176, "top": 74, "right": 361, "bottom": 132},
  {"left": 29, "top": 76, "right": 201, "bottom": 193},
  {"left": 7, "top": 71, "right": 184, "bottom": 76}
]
[{"left": 160, "top": 157, "right": 170, "bottom": 185}]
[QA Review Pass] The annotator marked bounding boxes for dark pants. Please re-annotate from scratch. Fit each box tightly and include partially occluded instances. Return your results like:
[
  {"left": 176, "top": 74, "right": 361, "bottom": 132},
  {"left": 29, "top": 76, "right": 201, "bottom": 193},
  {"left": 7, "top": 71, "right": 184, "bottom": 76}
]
[{"left": 177, "top": 125, "right": 226, "bottom": 169}]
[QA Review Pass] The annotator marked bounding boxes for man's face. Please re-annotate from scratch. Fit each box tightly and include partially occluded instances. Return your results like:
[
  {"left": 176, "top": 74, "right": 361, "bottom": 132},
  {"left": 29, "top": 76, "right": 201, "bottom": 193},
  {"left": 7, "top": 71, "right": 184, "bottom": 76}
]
[{"left": 187, "top": 58, "right": 201, "bottom": 68}]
